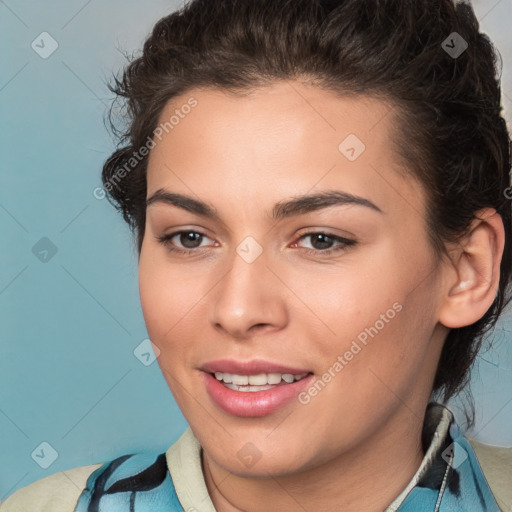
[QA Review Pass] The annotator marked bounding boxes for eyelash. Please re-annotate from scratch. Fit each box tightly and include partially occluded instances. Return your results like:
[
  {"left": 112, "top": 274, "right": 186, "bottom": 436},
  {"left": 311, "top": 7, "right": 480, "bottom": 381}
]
[{"left": 156, "top": 230, "right": 357, "bottom": 256}]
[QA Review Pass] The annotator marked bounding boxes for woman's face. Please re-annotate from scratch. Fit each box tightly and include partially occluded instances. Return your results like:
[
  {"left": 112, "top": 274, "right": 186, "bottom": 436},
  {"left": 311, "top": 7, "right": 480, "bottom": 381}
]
[{"left": 139, "top": 81, "right": 449, "bottom": 477}]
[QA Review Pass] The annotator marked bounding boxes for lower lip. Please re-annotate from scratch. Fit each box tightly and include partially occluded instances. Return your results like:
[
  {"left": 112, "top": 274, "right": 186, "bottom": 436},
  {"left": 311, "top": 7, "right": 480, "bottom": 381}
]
[{"left": 202, "top": 372, "right": 315, "bottom": 417}]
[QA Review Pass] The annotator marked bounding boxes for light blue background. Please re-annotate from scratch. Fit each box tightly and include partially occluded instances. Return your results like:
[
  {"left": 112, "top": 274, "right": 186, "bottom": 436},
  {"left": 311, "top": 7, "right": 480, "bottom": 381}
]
[{"left": 1, "top": 0, "right": 511, "bottom": 501}]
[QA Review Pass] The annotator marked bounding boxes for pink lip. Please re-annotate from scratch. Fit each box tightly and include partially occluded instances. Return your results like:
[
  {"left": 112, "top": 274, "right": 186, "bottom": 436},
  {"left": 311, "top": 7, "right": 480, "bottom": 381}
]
[
  {"left": 201, "top": 358, "right": 311, "bottom": 375},
  {"left": 202, "top": 371, "right": 315, "bottom": 417}
]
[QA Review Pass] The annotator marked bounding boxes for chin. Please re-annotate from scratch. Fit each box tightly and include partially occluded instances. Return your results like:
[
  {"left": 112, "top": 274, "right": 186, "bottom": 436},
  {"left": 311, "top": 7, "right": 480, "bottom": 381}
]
[{"left": 216, "top": 453, "right": 306, "bottom": 479}]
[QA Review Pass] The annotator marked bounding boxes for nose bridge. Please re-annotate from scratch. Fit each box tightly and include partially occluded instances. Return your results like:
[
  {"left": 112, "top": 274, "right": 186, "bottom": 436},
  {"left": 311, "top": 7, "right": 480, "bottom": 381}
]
[{"left": 210, "top": 237, "right": 287, "bottom": 337}]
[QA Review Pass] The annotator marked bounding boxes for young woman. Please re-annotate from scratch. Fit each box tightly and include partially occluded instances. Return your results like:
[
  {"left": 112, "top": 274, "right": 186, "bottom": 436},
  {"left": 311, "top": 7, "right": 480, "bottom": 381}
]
[{"left": 2, "top": 0, "right": 511, "bottom": 511}]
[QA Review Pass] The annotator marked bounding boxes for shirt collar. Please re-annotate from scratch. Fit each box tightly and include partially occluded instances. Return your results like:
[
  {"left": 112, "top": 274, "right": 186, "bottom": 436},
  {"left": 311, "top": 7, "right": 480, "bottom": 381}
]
[
  {"left": 386, "top": 402, "right": 501, "bottom": 512},
  {"left": 385, "top": 403, "right": 454, "bottom": 511}
]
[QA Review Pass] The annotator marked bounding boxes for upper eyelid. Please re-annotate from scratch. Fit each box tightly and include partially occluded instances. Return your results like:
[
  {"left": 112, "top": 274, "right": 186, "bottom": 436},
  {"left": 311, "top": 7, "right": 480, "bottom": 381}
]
[{"left": 165, "top": 230, "right": 216, "bottom": 245}]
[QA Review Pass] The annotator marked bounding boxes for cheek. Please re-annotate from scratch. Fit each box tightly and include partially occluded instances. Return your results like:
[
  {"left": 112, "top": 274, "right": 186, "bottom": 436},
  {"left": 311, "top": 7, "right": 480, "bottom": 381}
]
[
  {"left": 290, "top": 247, "right": 433, "bottom": 376},
  {"left": 138, "top": 261, "right": 196, "bottom": 399},
  {"left": 138, "top": 250, "right": 200, "bottom": 345},
  {"left": 318, "top": 275, "right": 439, "bottom": 414},
  {"left": 284, "top": 250, "right": 401, "bottom": 335}
]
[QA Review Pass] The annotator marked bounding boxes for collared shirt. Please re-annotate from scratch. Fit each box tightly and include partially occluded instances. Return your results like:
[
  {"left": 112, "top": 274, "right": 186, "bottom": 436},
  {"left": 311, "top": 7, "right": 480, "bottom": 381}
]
[{"left": 1, "top": 403, "right": 509, "bottom": 511}]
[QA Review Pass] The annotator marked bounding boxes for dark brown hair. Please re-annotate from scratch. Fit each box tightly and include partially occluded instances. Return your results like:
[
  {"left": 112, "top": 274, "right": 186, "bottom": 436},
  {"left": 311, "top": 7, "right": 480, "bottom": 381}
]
[{"left": 101, "top": 0, "right": 512, "bottom": 421}]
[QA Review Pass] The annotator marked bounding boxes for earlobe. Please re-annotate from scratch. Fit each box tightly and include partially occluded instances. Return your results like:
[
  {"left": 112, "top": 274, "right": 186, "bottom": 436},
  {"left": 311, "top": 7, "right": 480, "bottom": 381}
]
[{"left": 439, "top": 208, "right": 504, "bottom": 329}]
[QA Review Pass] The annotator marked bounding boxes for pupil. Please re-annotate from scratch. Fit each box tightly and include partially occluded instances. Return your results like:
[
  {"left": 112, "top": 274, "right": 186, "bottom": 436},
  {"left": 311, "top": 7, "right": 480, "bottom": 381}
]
[
  {"left": 312, "top": 234, "right": 332, "bottom": 249},
  {"left": 181, "top": 232, "right": 201, "bottom": 248}
]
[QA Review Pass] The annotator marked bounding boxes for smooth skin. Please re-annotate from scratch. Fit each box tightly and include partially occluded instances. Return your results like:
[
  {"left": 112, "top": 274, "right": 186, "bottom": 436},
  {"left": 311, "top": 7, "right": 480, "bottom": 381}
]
[{"left": 138, "top": 80, "right": 504, "bottom": 512}]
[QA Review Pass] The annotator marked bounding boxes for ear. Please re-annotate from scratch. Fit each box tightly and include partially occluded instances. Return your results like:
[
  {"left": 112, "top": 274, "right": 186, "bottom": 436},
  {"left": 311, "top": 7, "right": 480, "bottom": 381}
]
[{"left": 438, "top": 208, "right": 505, "bottom": 329}]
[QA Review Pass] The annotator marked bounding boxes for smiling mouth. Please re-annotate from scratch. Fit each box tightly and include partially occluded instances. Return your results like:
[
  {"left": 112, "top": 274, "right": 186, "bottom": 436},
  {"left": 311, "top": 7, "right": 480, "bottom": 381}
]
[{"left": 211, "top": 371, "right": 312, "bottom": 392}]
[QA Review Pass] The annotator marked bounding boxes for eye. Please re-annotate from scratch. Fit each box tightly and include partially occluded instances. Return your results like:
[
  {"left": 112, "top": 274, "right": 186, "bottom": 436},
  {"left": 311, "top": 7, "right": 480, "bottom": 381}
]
[
  {"left": 292, "top": 231, "right": 356, "bottom": 255},
  {"left": 156, "top": 229, "right": 357, "bottom": 257},
  {"left": 156, "top": 230, "right": 215, "bottom": 254}
]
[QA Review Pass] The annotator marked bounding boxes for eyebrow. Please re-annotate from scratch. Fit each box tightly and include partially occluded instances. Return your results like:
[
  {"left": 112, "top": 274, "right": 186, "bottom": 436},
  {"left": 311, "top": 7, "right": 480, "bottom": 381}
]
[{"left": 146, "top": 188, "right": 383, "bottom": 221}]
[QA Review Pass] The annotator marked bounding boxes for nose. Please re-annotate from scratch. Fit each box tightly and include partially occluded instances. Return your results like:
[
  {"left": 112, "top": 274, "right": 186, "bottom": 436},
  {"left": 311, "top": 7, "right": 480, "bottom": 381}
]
[{"left": 209, "top": 246, "right": 288, "bottom": 339}]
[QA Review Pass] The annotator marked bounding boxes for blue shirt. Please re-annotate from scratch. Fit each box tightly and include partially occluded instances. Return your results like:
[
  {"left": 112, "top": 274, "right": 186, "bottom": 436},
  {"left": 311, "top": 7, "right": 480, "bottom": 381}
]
[{"left": 73, "top": 402, "right": 503, "bottom": 511}]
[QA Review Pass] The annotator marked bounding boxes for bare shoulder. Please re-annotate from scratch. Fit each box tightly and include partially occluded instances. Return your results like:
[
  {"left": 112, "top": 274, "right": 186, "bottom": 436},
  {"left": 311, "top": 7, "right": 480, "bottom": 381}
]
[
  {"left": 0, "top": 463, "right": 102, "bottom": 512},
  {"left": 468, "top": 438, "right": 512, "bottom": 512}
]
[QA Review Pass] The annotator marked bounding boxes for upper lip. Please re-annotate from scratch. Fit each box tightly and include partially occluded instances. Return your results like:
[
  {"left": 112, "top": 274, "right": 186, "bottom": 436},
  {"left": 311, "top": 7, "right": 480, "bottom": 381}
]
[{"left": 201, "top": 359, "right": 312, "bottom": 375}]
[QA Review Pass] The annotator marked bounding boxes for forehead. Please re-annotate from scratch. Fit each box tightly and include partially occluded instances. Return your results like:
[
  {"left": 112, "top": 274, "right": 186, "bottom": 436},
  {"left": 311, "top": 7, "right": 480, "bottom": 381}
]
[
  {"left": 152, "top": 81, "right": 394, "bottom": 156},
  {"left": 145, "top": 80, "right": 426, "bottom": 220}
]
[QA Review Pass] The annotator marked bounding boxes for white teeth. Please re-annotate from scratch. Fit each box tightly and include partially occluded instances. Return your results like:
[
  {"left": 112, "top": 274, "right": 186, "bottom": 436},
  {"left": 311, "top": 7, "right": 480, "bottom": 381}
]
[
  {"left": 232, "top": 374, "right": 249, "bottom": 385},
  {"left": 267, "top": 373, "right": 282, "bottom": 384},
  {"left": 248, "top": 374, "right": 267, "bottom": 385},
  {"left": 213, "top": 371, "right": 309, "bottom": 386},
  {"left": 224, "top": 383, "right": 275, "bottom": 392}
]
